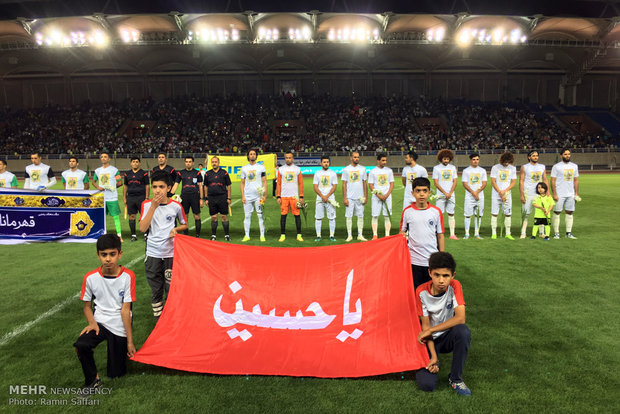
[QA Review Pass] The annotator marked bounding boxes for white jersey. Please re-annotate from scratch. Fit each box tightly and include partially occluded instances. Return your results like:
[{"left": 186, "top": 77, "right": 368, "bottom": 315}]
[
  {"left": 0, "top": 171, "right": 18, "bottom": 188},
  {"left": 551, "top": 162, "right": 579, "bottom": 198},
  {"left": 521, "top": 163, "right": 546, "bottom": 197},
  {"left": 278, "top": 164, "right": 303, "bottom": 198},
  {"left": 490, "top": 164, "right": 517, "bottom": 196},
  {"left": 416, "top": 279, "right": 465, "bottom": 339},
  {"left": 402, "top": 164, "right": 428, "bottom": 193},
  {"left": 94, "top": 165, "right": 121, "bottom": 201},
  {"left": 62, "top": 169, "right": 89, "bottom": 190},
  {"left": 341, "top": 164, "right": 367, "bottom": 200},
  {"left": 313, "top": 169, "right": 338, "bottom": 200},
  {"left": 24, "top": 163, "right": 54, "bottom": 189},
  {"left": 400, "top": 204, "right": 444, "bottom": 266},
  {"left": 461, "top": 166, "right": 487, "bottom": 199},
  {"left": 241, "top": 163, "right": 267, "bottom": 201},
  {"left": 432, "top": 163, "right": 457, "bottom": 193},
  {"left": 141, "top": 199, "right": 187, "bottom": 258},
  {"left": 80, "top": 266, "right": 136, "bottom": 337},
  {"left": 368, "top": 166, "right": 394, "bottom": 195}
]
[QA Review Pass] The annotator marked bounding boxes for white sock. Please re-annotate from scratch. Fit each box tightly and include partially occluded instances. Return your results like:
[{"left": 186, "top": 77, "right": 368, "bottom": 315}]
[
  {"left": 566, "top": 214, "right": 574, "bottom": 233},
  {"left": 552, "top": 214, "right": 560, "bottom": 234},
  {"left": 449, "top": 216, "right": 455, "bottom": 237},
  {"left": 371, "top": 217, "right": 378, "bottom": 236},
  {"left": 521, "top": 218, "right": 528, "bottom": 236},
  {"left": 346, "top": 217, "right": 353, "bottom": 237},
  {"left": 475, "top": 216, "right": 482, "bottom": 235},
  {"left": 384, "top": 217, "right": 391, "bottom": 236},
  {"left": 491, "top": 216, "right": 497, "bottom": 236},
  {"left": 464, "top": 216, "right": 471, "bottom": 236},
  {"left": 257, "top": 213, "right": 265, "bottom": 237},
  {"left": 244, "top": 214, "right": 251, "bottom": 237},
  {"left": 315, "top": 219, "right": 322, "bottom": 237},
  {"left": 505, "top": 216, "right": 512, "bottom": 235},
  {"left": 329, "top": 219, "right": 336, "bottom": 237},
  {"left": 357, "top": 217, "right": 364, "bottom": 236}
]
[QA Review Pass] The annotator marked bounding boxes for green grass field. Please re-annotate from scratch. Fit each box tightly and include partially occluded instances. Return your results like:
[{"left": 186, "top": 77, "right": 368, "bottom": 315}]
[{"left": 1, "top": 174, "right": 619, "bottom": 413}]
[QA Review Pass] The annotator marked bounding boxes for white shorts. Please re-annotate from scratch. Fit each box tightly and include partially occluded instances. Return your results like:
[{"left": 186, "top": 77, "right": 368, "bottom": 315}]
[
  {"left": 491, "top": 194, "right": 512, "bottom": 216},
  {"left": 464, "top": 194, "right": 484, "bottom": 217},
  {"left": 244, "top": 199, "right": 263, "bottom": 215},
  {"left": 403, "top": 194, "right": 415, "bottom": 211},
  {"left": 554, "top": 196, "right": 575, "bottom": 213},
  {"left": 435, "top": 194, "right": 455, "bottom": 215},
  {"left": 521, "top": 194, "right": 537, "bottom": 215},
  {"left": 371, "top": 194, "right": 392, "bottom": 217},
  {"left": 345, "top": 199, "right": 365, "bottom": 218},
  {"left": 315, "top": 201, "right": 336, "bottom": 220}
]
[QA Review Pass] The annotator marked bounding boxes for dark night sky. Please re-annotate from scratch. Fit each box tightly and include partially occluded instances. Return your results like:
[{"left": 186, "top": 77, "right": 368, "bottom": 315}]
[{"left": 0, "top": 0, "right": 618, "bottom": 19}]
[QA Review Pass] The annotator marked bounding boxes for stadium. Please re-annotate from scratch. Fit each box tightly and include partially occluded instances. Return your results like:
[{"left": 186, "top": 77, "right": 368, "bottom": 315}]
[{"left": 0, "top": 0, "right": 619, "bottom": 412}]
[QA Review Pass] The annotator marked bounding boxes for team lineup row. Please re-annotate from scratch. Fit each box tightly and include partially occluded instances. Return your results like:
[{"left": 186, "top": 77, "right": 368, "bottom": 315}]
[{"left": 0, "top": 147, "right": 579, "bottom": 242}]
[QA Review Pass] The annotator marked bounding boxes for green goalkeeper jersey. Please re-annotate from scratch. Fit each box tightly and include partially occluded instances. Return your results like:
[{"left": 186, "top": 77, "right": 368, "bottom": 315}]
[{"left": 534, "top": 195, "right": 555, "bottom": 219}]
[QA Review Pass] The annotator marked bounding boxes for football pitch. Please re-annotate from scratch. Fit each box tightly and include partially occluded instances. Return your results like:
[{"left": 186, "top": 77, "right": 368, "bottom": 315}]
[{"left": 1, "top": 174, "right": 619, "bottom": 413}]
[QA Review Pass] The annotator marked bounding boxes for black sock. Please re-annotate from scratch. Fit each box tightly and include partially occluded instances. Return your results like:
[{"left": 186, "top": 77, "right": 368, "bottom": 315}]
[
  {"left": 280, "top": 215, "right": 287, "bottom": 234},
  {"left": 129, "top": 219, "right": 136, "bottom": 235},
  {"left": 295, "top": 215, "right": 301, "bottom": 234},
  {"left": 211, "top": 221, "right": 218, "bottom": 236},
  {"left": 195, "top": 220, "right": 201, "bottom": 237},
  {"left": 223, "top": 221, "right": 230, "bottom": 235}
]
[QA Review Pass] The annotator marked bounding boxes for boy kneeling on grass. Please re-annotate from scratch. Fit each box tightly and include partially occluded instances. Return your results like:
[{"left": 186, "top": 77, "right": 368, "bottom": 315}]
[
  {"left": 73, "top": 234, "right": 136, "bottom": 396},
  {"left": 415, "top": 251, "right": 472, "bottom": 396}
]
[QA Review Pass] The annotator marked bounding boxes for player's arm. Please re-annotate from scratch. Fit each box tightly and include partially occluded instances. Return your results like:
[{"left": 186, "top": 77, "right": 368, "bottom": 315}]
[
  {"left": 261, "top": 174, "right": 268, "bottom": 203},
  {"left": 519, "top": 166, "right": 526, "bottom": 202},
  {"left": 418, "top": 305, "right": 466, "bottom": 343},
  {"left": 402, "top": 175, "right": 407, "bottom": 187},
  {"left": 342, "top": 175, "right": 348, "bottom": 205},
  {"left": 437, "top": 233, "right": 445, "bottom": 252},
  {"left": 326, "top": 183, "right": 337, "bottom": 199},
  {"left": 123, "top": 180, "right": 128, "bottom": 205},
  {"left": 24, "top": 169, "right": 30, "bottom": 189},
  {"left": 447, "top": 177, "right": 457, "bottom": 198},
  {"left": 139, "top": 200, "right": 159, "bottom": 233},
  {"left": 120, "top": 302, "right": 136, "bottom": 357},
  {"left": 239, "top": 178, "right": 246, "bottom": 203},
  {"left": 542, "top": 170, "right": 549, "bottom": 186},
  {"left": 419, "top": 315, "right": 439, "bottom": 372},
  {"left": 550, "top": 176, "right": 557, "bottom": 200},
  {"left": 80, "top": 301, "right": 99, "bottom": 335},
  {"left": 384, "top": 180, "right": 394, "bottom": 199},
  {"left": 573, "top": 176, "right": 579, "bottom": 197},
  {"left": 226, "top": 180, "right": 232, "bottom": 203},
  {"left": 506, "top": 178, "right": 516, "bottom": 192},
  {"left": 313, "top": 183, "right": 321, "bottom": 198},
  {"left": 433, "top": 179, "right": 446, "bottom": 196},
  {"left": 491, "top": 177, "right": 501, "bottom": 194},
  {"left": 480, "top": 179, "right": 487, "bottom": 192},
  {"left": 83, "top": 175, "right": 90, "bottom": 190},
  {"left": 462, "top": 180, "right": 474, "bottom": 195},
  {"left": 170, "top": 171, "right": 181, "bottom": 194},
  {"left": 297, "top": 172, "right": 304, "bottom": 198}
]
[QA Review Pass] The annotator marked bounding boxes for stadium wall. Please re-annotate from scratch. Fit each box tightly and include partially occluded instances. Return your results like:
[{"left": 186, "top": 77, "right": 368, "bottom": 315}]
[{"left": 1, "top": 73, "right": 618, "bottom": 110}]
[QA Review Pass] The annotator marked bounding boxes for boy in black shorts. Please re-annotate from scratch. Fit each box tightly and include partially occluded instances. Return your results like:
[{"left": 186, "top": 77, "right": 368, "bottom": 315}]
[
  {"left": 73, "top": 234, "right": 136, "bottom": 395},
  {"left": 123, "top": 156, "right": 149, "bottom": 242},
  {"left": 204, "top": 156, "right": 232, "bottom": 241},
  {"left": 178, "top": 156, "right": 204, "bottom": 238}
]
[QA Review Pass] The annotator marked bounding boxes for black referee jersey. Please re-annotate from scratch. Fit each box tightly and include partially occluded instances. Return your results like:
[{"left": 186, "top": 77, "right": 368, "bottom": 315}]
[{"left": 204, "top": 168, "right": 231, "bottom": 197}]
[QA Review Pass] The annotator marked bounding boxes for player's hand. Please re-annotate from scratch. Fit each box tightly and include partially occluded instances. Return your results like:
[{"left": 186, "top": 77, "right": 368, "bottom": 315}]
[
  {"left": 321, "top": 195, "right": 329, "bottom": 203},
  {"left": 169, "top": 228, "right": 178, "bottom": 238},
  {"left": 417, "top": 329, "right": 432, "bottom": 344},
  {"left": 81, "top": 322, "right": 99, "bottom": 336},
  {"left": 473, "top": 192, "right": 479, "bottom": 201},
  {"left": 426, "top": 357, "right": 439, "bottom": 373},
  {"left": 277, "top": 198, "right": 282, "bottom": 205},
  {"left": 553, "top": 194, "right": 558, "bottom": 201},
  {"left": 343, "top": 198, "right": 349, "bottom": 207},
  {"left": 127, "top": 341, "right": 137, "bottom": 358},
  {"left": 446, "top": 192, "right": 453, "bottom": 200},
  {"left": 399, "top": 231, "right": 407, "bottom": 238},
  {"left": 227, "top": 198, "right": 231, "bottom": 205},
  {"left": 520, "top": 194, "right": 526, "bottom": 204},
  {"left": 241, "top": 196, "right": 246, "bottom": 204},
  {"left": 261, "top": 196, "right": 266, "bottom": 205}
]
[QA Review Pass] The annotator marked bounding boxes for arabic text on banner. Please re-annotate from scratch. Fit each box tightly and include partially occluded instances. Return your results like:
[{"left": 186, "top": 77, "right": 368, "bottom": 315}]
[
  {"left": 0, "top": 188, "right": 105, "bottom": 244},
  {"left": 206, "top": 154, "right": 276, "bottom": 182},
  {"left": 132, "top": 235, "right": 429, "bottom": 377}
]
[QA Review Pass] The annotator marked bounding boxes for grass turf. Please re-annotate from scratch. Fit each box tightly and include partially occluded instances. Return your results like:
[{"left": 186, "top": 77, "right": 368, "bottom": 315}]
[{"left": 0, "top": 174, "right": 619, "bottom": 413}]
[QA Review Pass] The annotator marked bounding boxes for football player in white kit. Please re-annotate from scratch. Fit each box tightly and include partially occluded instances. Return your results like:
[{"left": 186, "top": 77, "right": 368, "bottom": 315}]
[
  {"left": 368, "top": 153, "right": 395, "bottom": 239},
  {"left": 432, "top": 149, "right": 458, "bottom": 240},
  {"left": 402, "top": 150, "right": 428, "bottom": 210},
  {"left": 550, "top": 148, "right": 579, "bottom": 239},
  {"left": 240, "top": 149, "right": 268, "bottom": 242},
  {"left": 313, "top": 156, "right": 338, "bottom": 241},
  {"left": 342, "top": 151, "right": 368, "bottom": 241},
  {"left": 461, "top": 153, "right": 487, "bottom": 239},
  {"left": 519, "top": 150, "right": 548, "bottom": 238},
  {"left": 490, "top": 152, "right": 517, "bottom": 240}
]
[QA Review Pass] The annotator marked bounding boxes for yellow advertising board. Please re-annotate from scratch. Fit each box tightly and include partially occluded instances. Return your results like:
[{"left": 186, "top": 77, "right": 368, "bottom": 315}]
[{"left": 205, "top": 154, "right": 277, "bottom": 182}]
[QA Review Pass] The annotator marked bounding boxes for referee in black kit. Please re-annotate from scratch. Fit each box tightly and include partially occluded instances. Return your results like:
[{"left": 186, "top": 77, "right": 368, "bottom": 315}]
[
  {"left": 204, "top": 155, "right": 232, "bottom": 241},
  {"left": 178, "top": 156, "right": 204, "bottom": 238},
  {"left": 123, "top": 156, "right": 149, "bottom": 242}
]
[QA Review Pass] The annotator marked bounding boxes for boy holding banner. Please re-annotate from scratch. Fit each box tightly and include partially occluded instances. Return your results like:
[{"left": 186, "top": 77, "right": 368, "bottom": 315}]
[{"left": 415, "top": 252, "right": 472, "bottom": 397}]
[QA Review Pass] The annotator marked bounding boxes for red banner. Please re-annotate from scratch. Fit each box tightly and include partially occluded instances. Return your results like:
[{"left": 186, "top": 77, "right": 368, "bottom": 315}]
[{"left": 132, "top": 235, "right": 429, "bottom": 377}]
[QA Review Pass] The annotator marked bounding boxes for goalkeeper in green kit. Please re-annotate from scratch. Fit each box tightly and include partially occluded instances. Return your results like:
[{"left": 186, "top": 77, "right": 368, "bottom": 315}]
[{"left": 531, "top": 182, "right": 555, "bottom": 240}]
